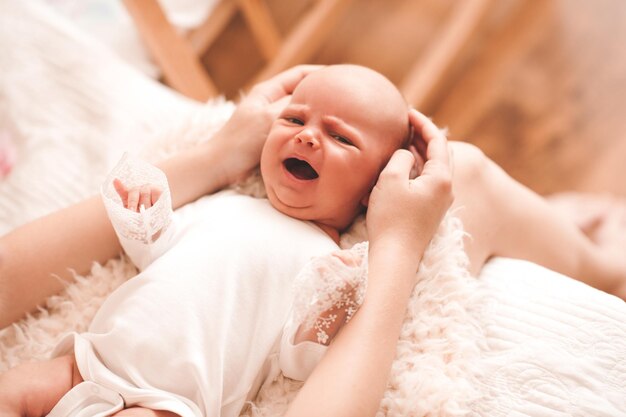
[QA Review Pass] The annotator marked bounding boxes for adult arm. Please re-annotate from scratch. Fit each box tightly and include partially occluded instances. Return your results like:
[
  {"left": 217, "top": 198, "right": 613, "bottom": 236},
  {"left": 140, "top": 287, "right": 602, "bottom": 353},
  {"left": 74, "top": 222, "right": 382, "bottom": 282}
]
[
  {"left": 0, "top": 65, "right": 322, "bottom": 328},
  {"left": 285, "top": 110, "right": 453, "bottom": 417}
]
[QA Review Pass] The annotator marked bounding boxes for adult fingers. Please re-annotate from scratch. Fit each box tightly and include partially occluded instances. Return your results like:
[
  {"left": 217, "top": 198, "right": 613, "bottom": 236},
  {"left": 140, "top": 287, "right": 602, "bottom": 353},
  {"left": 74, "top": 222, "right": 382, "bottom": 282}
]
[
  {"left": 419, "top": 139, "right": 452, "bottom": 182},
  {"left": 251, "top": 65, "right": 324, "bottom": 103},
  {"left": 408, "top": 111, "right": 427, "bottom": 161},
  {"left": 408, "top": 145, "right": 424, "bottom": 179},
  {"left": 378, "top": 149, "right": 415, "bottom": 184},
  {"left": 409, "top": 109, "right": 440, "bottom": 143},
  {"left": 267, "top": 95, "right": 291, "bottom": 118},
  {"left": 408, "top": 109, "right": 449, "bottom": 173}
]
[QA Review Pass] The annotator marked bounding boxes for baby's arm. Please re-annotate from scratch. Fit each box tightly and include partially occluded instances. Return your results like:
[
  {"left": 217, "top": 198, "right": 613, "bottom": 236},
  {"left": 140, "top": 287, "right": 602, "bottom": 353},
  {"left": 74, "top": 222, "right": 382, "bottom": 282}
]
[
  {"left": 280, "top": 248, "right": 366, "bottom": 381},
  {"left": 292, "top": 250, "right": 362, "bottom": 346},
  {"left": 103, "top": 157, "right": 176, "bottom": 271},
  {"left": 292, "top": 291, "right": 353, "bottom": 347}
]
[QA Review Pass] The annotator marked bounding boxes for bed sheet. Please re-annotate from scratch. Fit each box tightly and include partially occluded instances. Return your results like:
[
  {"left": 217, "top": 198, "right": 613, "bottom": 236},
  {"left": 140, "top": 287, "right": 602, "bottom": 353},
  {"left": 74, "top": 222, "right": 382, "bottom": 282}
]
[
  {"left": 474, "top": 258, "right": 626, "bottom": 416},
  {"left": 1, "top": 1, "right": 625, "bottom": 416}
]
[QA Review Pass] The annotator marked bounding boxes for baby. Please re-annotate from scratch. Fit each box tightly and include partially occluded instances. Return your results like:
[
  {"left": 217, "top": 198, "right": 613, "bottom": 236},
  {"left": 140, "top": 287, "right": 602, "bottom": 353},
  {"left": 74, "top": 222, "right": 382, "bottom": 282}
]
[
  {"left": 0, "top": 65, "right": 412, "bottom": 417},
  {"left": 2, "top": 64, "right": 625, "bottom": 417}
]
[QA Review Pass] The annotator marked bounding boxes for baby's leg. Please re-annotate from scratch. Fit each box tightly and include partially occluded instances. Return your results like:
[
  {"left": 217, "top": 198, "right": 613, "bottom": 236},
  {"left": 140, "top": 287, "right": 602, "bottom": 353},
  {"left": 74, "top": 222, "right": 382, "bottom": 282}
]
[
  {"left": 450, "top": 142, "right": 625, "bottom": 297},
  {"left": 0, "top": 355, "right": 82, "bottom": 417}
]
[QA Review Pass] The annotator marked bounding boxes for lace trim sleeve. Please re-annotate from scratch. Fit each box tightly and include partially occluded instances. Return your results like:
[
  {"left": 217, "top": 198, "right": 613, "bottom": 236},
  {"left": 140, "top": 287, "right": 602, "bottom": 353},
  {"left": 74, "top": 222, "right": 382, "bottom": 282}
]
[
  {"left": 279, "top": 242, "right": 368, "bottom": 381},
  {"left": 101, "top": 153, "right": 174, "bottom": 270}
]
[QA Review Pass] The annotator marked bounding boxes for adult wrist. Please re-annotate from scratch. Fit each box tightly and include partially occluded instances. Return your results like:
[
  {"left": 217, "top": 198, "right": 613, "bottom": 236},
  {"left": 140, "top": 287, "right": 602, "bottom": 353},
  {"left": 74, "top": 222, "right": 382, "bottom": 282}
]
[
  {"left": 202, "top": 133, "right": 233, "bottom": 186},
  {"left": 369, "top": 232, "right": 427, "bottom": 261},
  {"left": 208, "top": 129, "right": 260, "bottom": 186},
  {"left": 368, "top": 238, "right": 424, "bottom": 276}
]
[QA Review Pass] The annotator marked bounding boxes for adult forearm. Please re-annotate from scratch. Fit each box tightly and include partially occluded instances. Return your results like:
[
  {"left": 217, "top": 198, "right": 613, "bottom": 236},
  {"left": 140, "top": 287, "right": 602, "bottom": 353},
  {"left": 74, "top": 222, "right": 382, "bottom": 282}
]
[
  {"left": 156, "top": 136, "right": 233, "bottom": 209},
  {"left": 0, "top": 195, "right": 120, "bottom": 328},
  {"left": 285, "top": 243, "right": 421, "bottom": 417},
  {"left": 286, "top": 110, "right": 453, "bottom": 417},
  {"left": 0, "top": 131, "right": 243, "bottom": 328}
]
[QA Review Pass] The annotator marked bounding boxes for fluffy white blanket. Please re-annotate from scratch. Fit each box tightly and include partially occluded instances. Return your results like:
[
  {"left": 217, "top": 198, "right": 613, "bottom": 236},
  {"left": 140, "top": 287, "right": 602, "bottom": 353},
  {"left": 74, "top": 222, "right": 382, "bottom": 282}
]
[{"left": 1, "top": 2, "right": 624, "bottom": 416}]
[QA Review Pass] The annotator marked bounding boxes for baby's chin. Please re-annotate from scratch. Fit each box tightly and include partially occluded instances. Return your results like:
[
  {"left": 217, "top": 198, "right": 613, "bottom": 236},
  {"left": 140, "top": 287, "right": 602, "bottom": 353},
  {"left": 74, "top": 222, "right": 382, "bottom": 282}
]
[{"left": 265, "top": 188, "right": 310, "bottom": 219}]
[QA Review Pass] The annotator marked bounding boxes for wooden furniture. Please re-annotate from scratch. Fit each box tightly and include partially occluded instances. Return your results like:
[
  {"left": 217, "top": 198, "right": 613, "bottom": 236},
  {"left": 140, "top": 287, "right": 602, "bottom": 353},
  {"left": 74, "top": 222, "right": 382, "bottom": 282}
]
[
  {"left": 123, "top": 0, "right": 493, "bottom": 107},
  {"left": 400, "top": 0, "right": 492, "bottom": 109},
  {"left": 123, "top": 0, "right": 355, "bottom": 101}
]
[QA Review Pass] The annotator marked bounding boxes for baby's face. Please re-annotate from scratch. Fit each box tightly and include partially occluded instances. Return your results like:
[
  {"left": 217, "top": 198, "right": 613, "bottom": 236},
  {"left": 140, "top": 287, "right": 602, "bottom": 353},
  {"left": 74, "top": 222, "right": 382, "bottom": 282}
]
[{"left": 260, "top": 65, "right": 408, "bottom": 233}]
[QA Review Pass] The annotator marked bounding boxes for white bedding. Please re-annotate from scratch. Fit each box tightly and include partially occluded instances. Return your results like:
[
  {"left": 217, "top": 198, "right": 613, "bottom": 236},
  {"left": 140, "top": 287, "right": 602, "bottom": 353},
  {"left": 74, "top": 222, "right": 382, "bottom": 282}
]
[
  {"left": 1, "top": 2, "right": 624, "bottom": 416},
  {"left": 476, "top": 259, "right": 626, "bottom": 416}
]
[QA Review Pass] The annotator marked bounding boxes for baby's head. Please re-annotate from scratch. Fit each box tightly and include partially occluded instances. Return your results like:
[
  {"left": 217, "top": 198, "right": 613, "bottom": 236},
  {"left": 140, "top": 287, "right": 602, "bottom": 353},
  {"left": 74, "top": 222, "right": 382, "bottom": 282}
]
[{"left": 260, "top": 64, "right": 409, "bottom": 238}]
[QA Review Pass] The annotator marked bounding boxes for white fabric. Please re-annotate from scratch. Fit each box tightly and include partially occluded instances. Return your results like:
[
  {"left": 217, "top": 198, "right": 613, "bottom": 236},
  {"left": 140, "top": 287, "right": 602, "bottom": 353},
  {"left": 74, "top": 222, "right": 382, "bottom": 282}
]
[
  {"left": 101, "top": 154, "right": 175, "bottom": 270},
  {"left": 1, "top": 2, "right": 626, "bottom": 416},
  {"left": 54, "top": 162, "right": 338, "bottom": 416},
  {"left": 47, "top": 381, "right": 124, "bottom": 417},
  {"left": 472, "top": 258, "right": 626, "bottom": 416},
  {"left": 279, "top": 241, "right": 369, "bottom": 380}
]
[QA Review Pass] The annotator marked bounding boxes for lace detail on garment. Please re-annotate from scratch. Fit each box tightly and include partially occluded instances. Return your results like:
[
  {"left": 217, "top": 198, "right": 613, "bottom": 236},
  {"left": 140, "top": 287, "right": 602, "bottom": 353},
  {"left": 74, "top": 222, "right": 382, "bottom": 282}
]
[
  {"left": 290, "top": 241, "right": 369, "bottom": 345},
  {"left": 101, "top": 153, "right": 172, "bottom": 244}
]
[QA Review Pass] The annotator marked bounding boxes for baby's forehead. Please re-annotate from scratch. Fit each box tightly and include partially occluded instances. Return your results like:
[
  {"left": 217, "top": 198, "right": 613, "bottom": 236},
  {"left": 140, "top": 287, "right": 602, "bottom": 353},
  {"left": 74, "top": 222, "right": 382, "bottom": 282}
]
[
  {"left": 291, "top": 66, "right": 408, "bottom": 141},
  {"left": 295, "top": 66, "right": 395, "bottom": 98},
  {"left": 293, "top": 67, "right": 405, "bottom": 115}
]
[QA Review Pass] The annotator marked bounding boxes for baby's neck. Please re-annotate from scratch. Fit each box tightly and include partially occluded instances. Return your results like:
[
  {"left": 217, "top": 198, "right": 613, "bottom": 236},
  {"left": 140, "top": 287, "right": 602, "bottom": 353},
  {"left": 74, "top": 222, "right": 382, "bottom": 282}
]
[{"left": 315, "top": 222, "right": 341, "bottom": 244}]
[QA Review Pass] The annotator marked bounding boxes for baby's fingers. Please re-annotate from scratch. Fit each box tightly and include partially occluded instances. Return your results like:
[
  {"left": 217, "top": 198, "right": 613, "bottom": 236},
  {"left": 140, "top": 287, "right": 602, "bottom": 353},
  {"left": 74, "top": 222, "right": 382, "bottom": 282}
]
[
  {"left": 127, "top": 188, "right": 140, "bottom": 212},
  {"left": 139, "top": 185, "right": 152, "bottom": 210},
  {"left": 113, "top": 178, "right": 128, "bottom": 207},
  {"left": 151, "top": 187, "right": 163, "bottom": 205},
  {"left": 141, "top": 185, "right": 164, "bottom": 209}
]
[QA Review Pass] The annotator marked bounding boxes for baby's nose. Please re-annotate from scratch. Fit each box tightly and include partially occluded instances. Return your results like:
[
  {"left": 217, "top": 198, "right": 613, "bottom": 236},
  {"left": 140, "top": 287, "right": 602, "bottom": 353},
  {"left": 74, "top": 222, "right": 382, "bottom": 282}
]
[{"left": 295, "top": 129, "right": 320, "bottom": 149}]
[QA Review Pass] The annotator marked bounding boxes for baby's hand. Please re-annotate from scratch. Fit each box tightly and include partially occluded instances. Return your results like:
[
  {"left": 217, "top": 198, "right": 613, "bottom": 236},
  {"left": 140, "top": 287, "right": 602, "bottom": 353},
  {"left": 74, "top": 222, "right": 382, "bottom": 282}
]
[{"left": 113, "top": 178, "right": 163, "bottom": 212}]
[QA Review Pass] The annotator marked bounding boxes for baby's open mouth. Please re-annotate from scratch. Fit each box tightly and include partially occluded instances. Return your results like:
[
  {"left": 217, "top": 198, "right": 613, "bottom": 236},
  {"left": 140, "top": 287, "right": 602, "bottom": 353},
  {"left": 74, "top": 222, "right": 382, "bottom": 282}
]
[{"left": 284, "top": 158, "right": 319, "bottom": 180}]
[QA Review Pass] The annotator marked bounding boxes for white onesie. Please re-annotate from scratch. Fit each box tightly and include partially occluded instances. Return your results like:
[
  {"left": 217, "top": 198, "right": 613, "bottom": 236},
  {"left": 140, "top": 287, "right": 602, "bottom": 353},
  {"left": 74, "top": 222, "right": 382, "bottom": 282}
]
[{"left": 49, "top": 157, "right": 345, "bottom": 417}]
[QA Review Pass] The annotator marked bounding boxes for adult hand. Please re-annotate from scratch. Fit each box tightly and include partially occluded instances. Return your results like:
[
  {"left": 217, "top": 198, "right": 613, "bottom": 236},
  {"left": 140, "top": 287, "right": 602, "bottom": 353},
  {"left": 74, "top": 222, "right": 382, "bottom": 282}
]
[
  {"left": 366, "top": 109, "right": 454, "bottom": 257},
  {"left": 213, "top": 65, "right": 324, "bottom": 184}
]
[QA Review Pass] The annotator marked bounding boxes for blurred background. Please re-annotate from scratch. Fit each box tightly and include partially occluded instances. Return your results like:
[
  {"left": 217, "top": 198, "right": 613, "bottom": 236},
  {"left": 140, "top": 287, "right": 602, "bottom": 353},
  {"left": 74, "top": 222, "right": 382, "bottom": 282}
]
[{"left": 46, "top": 0, "right": 626, "bottom": 197}]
